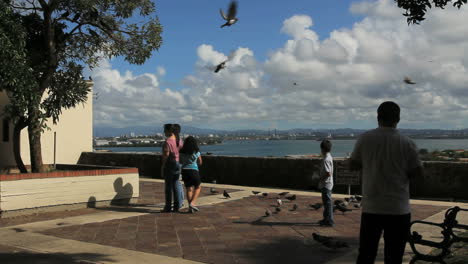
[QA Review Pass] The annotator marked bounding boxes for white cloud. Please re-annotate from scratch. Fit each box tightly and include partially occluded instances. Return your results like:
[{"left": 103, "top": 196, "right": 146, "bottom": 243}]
[{"left": 92, "top": 0, "right": 468, "bottom": 129}]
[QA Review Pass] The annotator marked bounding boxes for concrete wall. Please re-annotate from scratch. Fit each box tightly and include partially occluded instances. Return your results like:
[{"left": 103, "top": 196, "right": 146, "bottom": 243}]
[
  {"left": 0, "top": 165, "right": 139, "bottom": 216},
  {"left": 77, "top": 152, "right": 468, "bottom": 200},
  {"left": 0, "top": 82, "right": 93, "bottom": 168}
]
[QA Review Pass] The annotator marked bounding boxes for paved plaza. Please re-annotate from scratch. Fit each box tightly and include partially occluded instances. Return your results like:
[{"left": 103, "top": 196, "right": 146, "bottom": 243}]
[{"left": 0, "top": 179, "right": 466, "bottom": 264}]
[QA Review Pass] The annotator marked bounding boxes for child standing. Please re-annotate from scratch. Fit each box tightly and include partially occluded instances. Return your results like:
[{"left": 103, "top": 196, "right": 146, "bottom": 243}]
[
  {"left": 318, "top": 139, "right": 334, "bottom": 226},
  {"left": 179, "top": 136, "right": 203, "bottom": 213}
]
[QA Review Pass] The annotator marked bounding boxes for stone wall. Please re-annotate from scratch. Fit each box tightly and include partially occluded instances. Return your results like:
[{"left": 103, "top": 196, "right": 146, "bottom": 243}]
[{"left": 78, "top": 152, "right": 468, "bottom": 200}]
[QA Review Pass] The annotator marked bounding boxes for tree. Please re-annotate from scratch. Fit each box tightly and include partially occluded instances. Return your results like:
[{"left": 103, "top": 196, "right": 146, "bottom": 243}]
[
  {"left": 395, "top": 0, "right": 467, "bottom": 24},
  {"left": 2, "top": 0, "right": 163, "bottom": 172},
  {"left": 0, "top": 0, "right": 35, "bottom": 173}
]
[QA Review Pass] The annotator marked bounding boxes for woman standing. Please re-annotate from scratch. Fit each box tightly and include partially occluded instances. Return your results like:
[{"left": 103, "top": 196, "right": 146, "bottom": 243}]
[
  {"left": 172, "top": 124, "right": 185, "bottom": 205},
  {"left": 179, "top": 136, "right": 203, "bottom": 213},
  {"left": 161, "top": 124, "right": 183, "bottom": 212}
]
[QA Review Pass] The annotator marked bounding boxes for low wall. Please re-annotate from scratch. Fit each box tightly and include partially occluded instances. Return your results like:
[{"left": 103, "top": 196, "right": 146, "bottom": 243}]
[
  {"left": 0, "top": 164, "right": 139, "bottom": 217},
  {"left": 78, "top": 152, "right": 468, "bottom": 200}
]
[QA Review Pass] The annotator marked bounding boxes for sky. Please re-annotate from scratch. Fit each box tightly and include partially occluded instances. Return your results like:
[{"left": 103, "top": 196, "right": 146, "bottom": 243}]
[{"left": 88, "top": 0, "right": 468, "bottom": 131}]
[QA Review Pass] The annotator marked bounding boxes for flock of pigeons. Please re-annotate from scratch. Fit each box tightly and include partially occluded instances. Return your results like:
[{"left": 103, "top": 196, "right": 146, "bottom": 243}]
[
  {"left": 216, "top": 1, "right": 417, "bottom": 86},
  {"left": 209, "top": 186, "right": 363, "bottom": 249},
  {"left": 211, "top": 1, "right": 240, "bottom": 74}
]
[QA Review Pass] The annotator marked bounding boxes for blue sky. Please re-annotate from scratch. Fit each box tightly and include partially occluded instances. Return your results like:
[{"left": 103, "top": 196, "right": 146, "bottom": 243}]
[
  {"left": 111, "top": 1, "right": 364, "bottom": 84},
  {"left": 90, "top": 0, "right": 468, "bottom": 130}
]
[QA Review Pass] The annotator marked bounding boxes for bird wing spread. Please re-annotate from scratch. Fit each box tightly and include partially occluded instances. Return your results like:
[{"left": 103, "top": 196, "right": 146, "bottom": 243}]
[
  {"left": 220, "top": 8, "right": 228, "bottom": 20},
  {"left": 227, "top": 1, "right": 237, "bottom": 19}
]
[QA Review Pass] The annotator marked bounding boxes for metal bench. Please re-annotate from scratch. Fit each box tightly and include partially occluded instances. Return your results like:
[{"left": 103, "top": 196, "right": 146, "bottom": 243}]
[{"left": 408, "top": 206, "right": 468, "bottom": 263}]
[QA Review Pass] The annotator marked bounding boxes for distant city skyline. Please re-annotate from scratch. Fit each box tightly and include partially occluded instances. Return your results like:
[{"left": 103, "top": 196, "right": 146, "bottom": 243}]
[
  {"left": 88, "top": 0, "right": 468, "bottom": 130},
  {"left": 94, "top": 124, "right": 468, "bottom": 138}
]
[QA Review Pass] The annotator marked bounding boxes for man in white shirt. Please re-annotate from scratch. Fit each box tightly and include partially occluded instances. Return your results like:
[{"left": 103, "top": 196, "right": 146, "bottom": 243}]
[{"left": 350, "top": 101, "right": 423, "bottom": 264}]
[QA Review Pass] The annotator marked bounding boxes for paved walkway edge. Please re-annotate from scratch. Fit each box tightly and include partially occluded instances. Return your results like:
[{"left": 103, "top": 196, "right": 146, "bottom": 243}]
[{"left": 0, "top": 228, "right": 201, "bottom": 264}]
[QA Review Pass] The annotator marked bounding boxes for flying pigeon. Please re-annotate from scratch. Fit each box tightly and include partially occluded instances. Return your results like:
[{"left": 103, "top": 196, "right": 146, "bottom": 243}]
[
  {"left": 252, "top": 191, "right": 261, "bottom": 195},
  {"left": 312, "top": 233, "right": 349, "bottom": 249},
  {"left": 291, "top": 204, "right": 298, "bottom": 211},
  {"left": 223, "top": 190, "right": 231, "bottom": 198},
  {"left": 404, "top": 76, "right": 416, "bottom": 85},
  {"left": 293, "top": 82, "right": 298, "bottom": 86},
  {"left": 278, "top": 192, "right": 289, "bottom": 196},
  {"left": 265, "top": 209, "right": 272, "bottom": 217},
  {"left": 285, "top": 194, "right": 296, "bottom": 201},
  {"left": 277, "top": 199, "right": 283, "bottom": 207},
  {"left": 210, "top": 187, "right": 218, "bottom": 194},
  {"left": 214, "top": 61, "right": 227, "bottom": 73},
  {"left": 309, "top": 203, "right": 322, "bottom": 210},
  {"left": 220, "top": 1, "right": 238, "bottom": 28}
]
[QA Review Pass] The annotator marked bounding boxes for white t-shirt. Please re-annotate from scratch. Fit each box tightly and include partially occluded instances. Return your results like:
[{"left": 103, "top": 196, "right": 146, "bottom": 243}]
[
  {"left": 351, "top": 127, "right": 421, "bottom": 215},
  {"left": 318, "top": 153, "right": 334, "bottom": 190}
]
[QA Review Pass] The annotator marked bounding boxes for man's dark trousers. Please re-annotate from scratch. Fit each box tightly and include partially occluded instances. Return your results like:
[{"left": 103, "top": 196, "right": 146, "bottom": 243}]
[{"left": 356, "top": 212, "right": 411, "bottom": 264}]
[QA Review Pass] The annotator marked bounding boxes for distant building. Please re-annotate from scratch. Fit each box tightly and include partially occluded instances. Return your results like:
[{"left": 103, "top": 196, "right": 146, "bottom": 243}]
[
  {"left": 0, "top": 81, "right": 93, "bottom": 169},
  {"left": 94, "top": 139, "right": 109, "bottom": 146}
]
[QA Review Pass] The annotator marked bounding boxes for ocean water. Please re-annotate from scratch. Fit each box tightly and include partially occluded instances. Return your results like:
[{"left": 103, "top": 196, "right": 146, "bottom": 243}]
[{"left": 95, "top": 139, "right": 468, "bottom": 158}]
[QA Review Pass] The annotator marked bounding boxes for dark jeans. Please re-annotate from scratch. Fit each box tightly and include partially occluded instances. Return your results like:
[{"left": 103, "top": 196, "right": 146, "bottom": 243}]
[
  {"left": 163, "top": 163, "right": 183, "bottom": 211},
  {"left": 356, "top": 213, "right": 411, "bottom": 264},
  {"left": 321, "top": 187, "right": 334, "bottom": 224}
]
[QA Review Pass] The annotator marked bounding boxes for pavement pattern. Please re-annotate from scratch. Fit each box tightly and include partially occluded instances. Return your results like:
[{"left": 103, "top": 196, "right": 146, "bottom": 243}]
[{"left": 0, "top": 179, "right": 464, "bottom": 264}]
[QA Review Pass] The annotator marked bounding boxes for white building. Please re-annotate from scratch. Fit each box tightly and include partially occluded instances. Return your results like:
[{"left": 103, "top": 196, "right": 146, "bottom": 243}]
[{"left": 0, "top": 81, "right": 93, "bottom": 169}]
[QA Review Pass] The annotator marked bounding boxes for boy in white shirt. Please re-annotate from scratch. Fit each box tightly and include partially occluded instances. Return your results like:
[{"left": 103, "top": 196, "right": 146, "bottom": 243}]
[{"left": 318, "top": 139, "right": 334, "bottom": 227}]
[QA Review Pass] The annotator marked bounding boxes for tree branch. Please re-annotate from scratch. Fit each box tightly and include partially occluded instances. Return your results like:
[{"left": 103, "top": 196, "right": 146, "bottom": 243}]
[{"left": 9, "top": 4, "right": 41, "bottom": 11}]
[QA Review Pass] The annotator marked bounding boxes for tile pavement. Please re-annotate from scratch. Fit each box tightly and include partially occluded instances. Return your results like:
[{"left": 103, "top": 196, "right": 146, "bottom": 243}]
[{"left": 38, "top": 181, "right": 448, "bottom": 264}]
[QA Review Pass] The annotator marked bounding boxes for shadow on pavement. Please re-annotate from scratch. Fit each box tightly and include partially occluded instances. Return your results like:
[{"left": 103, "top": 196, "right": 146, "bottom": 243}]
[
  {"left": 231, "top": 236, "right": 350, "bottom": 264},
  {"left": 0, "top": 252, "right": 113, "bottom": 264}
]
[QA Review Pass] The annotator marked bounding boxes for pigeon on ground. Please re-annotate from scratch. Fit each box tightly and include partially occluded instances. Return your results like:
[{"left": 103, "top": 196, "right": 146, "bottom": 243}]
[
  {"left": 278, "top": 192, "right": 289, "bottom": 196},
  {"left": 214, "top": 61, "right": 227, "bottom": 73},
  {"left": 265, "top": 209, "right": 272, "bottom": 217},
  {"left": 353, "top": 203, "right": 361, "bottom": 209},
  {"left": 220, "top": 0, "right": 238, "bottom": 28},
  {"left": 223, "top": 190, "right": 231, "bottom": 198},
  {"left": 252, "top": 191, "right": 261, "bottom": 195},
  {"left": 291, "top": 204, "right": 298, "bottom": 211},
  {"left": 334, "top": 200, "right": 345, "bottom": 206},
  {"left": 285, "top": 194, "right": 296, "bottom": 201},
  {"left": 334, "top": 204, "right": 352, "bottom": 214},
  {"left": 404, "top": 76, "right": 416, "bottom": 85},
  {"left": 275, "top": 207, "right": 282, "bottom": 213},
  {"left": 354, "top": 195, "right": 362, "bottom": 202},
  {"left": 277, "top": 199, "right": 283, "bottom": 207},
  {"left": 309, "top": 203, "right": 322, "bottom": 210},
  {"left": 262, "top": 193, "right": 268, "bottom": 197},
  {"left": 210, "top": 187, "right": 218, "bottom": 194},
  {"left": 312, "top": 233, "right": 349, "bottom": 249},
  {"left": 293, "top": 82, "right": 298, "bottom": 86}
]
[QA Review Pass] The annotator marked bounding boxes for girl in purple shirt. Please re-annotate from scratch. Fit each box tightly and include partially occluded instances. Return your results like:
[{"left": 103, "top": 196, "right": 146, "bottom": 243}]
[{"left": 161, "top": 124, "right": 184, "bottom": 212}]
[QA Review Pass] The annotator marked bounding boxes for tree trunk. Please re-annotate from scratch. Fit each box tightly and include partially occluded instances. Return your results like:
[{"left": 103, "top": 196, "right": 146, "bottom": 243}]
[
  {"left": 27, "top": 108, "right": 44, "bottom": 173},
  {"left": 13, "top": 118, "right": 27, "bottom": 173}
]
